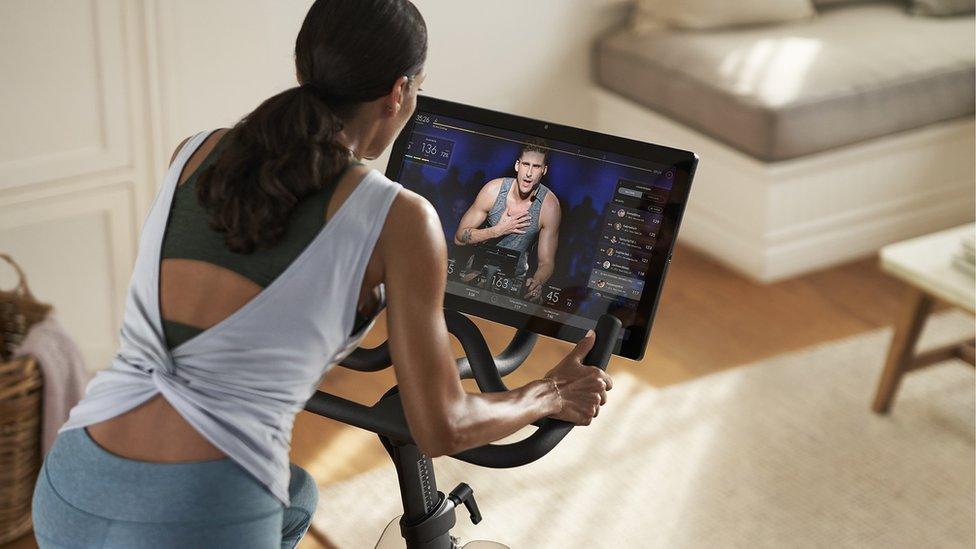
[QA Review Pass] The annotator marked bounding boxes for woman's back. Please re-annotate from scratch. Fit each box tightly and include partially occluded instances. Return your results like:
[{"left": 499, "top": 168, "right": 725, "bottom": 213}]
[
  {"left": 63, "top": 128, "right": 403, "bottom": 506},
  {"left": 84, "top": 128, "right": 390, "bottom": 467}
]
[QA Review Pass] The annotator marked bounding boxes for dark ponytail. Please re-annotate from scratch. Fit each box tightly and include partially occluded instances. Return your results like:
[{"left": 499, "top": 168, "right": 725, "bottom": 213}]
[{"left": 196, "top": 0, "right": 427, "bottom": 254}]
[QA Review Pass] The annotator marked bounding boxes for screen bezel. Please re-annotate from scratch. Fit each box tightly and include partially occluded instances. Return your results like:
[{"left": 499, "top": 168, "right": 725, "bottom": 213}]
[{"left": 385, "top": 95, "right": 697, "bottom": 361}]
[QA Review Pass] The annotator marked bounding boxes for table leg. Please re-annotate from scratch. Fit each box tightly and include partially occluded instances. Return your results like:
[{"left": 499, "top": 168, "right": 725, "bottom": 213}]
[{"left": 872, "top": 290, "right": 934, "bottom": 414}]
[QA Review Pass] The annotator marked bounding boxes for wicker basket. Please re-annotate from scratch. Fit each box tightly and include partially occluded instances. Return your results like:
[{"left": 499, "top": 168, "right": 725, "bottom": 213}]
[{"left": 0, "top": 253, "right": 52, "bottom": 545}]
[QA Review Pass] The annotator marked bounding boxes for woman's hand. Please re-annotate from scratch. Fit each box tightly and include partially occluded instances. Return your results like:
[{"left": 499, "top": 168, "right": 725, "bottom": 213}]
[{"left": 543, "top": 330, "right": 614, "bottom": 425}]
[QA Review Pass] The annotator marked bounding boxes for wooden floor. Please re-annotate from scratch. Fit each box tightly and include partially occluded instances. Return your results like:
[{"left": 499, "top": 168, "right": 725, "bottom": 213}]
[{"left": 4, "top": 245, "right": 923, "bottom": 549}]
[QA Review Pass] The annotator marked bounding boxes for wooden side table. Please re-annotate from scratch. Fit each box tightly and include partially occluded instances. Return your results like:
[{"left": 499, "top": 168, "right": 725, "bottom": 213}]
[{"left": 872, "top": 224, "right": 976, "bottom": 414}]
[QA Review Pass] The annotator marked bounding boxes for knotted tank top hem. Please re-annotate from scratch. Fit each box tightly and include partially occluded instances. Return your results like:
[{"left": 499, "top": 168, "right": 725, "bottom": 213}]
[{"left": 59, "top": 129, "right": 403, "bottom": 506}]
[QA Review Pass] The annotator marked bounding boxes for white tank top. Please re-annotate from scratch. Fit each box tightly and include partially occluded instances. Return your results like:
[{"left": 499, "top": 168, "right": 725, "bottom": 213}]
[{"left": 59, "top": 129, "right": 403, "bottom": 506}]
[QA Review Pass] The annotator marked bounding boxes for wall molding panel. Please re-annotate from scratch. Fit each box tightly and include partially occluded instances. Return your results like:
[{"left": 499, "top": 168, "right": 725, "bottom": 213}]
[
  {"left": 0, "top": 0, "right": 131, "bottom": 192},
  {"left": 0, "top": 0, "right": 149, "bottom": 371},
  {"left": 0, "top": 180, "right": 137, "bottom": 373}
]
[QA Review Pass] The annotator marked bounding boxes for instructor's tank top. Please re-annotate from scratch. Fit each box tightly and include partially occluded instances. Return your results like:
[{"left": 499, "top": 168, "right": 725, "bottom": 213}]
[{"left": 59, "top": 129, "right": 403, "bottom": 506}]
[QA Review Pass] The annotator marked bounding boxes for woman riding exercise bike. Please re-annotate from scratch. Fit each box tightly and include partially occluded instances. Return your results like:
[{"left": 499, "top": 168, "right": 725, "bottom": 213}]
[{"left": 30, "top": 1, "right": 612, "bottom": 547}]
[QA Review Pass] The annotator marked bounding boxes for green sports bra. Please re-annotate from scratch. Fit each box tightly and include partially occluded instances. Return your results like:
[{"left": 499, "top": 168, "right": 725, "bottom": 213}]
[{"left": 159, "top": 130, "right": 371, "bottom": 349}]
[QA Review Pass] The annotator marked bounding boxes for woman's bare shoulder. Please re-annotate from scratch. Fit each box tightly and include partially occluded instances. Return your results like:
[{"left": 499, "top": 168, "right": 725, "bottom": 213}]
[
  {"left": 379, "top": 188, "right": 444, "bottom": 260},
  {"left": 385, "top": 188, "right": 440, "bottom": 235},
  {"left": 377, "top": 186, "right": 448, "bottom": 311}
]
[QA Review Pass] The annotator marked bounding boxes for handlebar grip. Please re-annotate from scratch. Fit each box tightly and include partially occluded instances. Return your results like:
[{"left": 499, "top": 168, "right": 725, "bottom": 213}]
[
  {"left": 451, "top": 313, "right": 623, "bottom": 468},
  {"left": 582, "top": 315, "right": 622, "bottom": 371}
]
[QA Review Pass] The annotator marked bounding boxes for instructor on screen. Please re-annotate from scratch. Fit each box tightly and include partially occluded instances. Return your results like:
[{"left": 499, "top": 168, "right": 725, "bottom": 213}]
[{"left": 453, "top": 139, "right": 561, "bottom": 300}]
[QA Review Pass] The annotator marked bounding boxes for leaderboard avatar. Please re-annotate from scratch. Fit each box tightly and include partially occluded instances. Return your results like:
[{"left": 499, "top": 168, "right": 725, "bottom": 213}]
[{"left": 453, "top": 140, "right": 561, "bottom": 301}]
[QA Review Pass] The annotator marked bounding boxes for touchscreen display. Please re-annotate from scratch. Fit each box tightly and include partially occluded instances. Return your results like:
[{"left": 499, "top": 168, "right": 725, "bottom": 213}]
[{"left": 386, "top": 100, "right": 694, "bottom": 360}]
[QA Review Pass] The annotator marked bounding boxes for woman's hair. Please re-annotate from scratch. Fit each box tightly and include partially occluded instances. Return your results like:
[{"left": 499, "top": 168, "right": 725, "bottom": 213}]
[{"left": 196, "top": 0, "right": 427, "bottom": 254}]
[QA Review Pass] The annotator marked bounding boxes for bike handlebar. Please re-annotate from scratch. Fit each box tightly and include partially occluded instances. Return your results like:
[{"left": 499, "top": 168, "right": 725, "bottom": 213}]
[{"left": 304, "top": 311, "right": 622, "bottom": 468}]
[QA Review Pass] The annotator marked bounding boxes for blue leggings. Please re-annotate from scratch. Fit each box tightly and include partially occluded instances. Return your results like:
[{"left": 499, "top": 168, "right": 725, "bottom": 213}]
[{"left": 31, "top": 427, "right": 317, "bottom": 548}]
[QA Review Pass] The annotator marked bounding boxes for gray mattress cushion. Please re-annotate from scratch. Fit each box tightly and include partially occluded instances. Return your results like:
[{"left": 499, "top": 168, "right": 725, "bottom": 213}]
[{"left": 595, "top": 3, "right": 975, "bottom": 161}]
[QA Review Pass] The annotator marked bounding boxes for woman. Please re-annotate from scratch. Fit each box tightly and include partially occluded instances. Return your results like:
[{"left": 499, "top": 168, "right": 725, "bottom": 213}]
[{"left": 31, "top": 1, "right": 612, "bottom": 547}]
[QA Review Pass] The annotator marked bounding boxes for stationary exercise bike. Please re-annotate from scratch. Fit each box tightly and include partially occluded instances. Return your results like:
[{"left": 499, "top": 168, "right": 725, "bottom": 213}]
[{"left": 305, "top": 311, "right": 622, "bottom": 548}]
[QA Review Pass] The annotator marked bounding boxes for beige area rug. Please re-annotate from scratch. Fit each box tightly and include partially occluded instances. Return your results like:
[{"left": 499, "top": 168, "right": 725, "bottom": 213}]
[{"left": 313, "top": 312, "right": 975, "bottom": 548}]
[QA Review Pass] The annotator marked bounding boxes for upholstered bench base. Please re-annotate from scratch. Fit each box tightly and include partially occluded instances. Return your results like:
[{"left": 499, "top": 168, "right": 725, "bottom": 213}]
[{"left": 594, "top": 89, "right": 975, "bottom": 282}]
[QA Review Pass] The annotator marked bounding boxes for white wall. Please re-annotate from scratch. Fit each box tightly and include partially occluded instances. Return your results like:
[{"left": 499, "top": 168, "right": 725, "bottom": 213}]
[
  {"left": 153, "top": 0, "right": 630, "bottom": 173},
  {"left": 414, "top": 0, "right": 628, "bottom": 124},
  {"left": 374, "top": 0, "right": 631, "bottom": 168},
  {"left": 0, "top": 0, "right": 629, "bottom": 372}
]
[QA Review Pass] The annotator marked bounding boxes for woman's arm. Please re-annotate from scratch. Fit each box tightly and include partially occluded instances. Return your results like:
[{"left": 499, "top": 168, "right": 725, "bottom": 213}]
[{"left": 381, "top": 190, "right": 565, "bottom": 457}]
